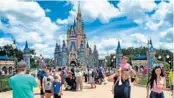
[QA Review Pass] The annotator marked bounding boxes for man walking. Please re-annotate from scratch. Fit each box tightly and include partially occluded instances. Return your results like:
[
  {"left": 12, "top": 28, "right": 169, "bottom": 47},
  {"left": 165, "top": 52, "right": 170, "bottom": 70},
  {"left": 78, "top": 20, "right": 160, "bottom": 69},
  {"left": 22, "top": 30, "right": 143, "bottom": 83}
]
[{"left": 8, "top": 61, "right": 38, "bottom": 98}]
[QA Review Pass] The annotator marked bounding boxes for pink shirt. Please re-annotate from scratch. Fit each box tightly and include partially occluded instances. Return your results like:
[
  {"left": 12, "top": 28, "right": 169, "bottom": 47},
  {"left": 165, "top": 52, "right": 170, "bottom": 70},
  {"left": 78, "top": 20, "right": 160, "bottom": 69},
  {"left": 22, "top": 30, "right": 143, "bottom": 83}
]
[
  {"left": 119, "top": 63, "right": 132, "bottom": 71},
  {"left": 152, "top": 77, "right": 165, "bottom": 93}
]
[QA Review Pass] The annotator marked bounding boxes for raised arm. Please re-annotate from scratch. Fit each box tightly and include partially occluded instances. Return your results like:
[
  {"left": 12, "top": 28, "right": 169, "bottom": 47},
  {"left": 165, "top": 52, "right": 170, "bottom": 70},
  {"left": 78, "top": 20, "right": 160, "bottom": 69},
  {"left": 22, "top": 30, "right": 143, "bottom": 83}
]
[
  {"left": 42, "top": 77, "right": 45, "bottom": 93},
  {"left": 163, "top": 77, "right": 166, "bottom": 90},
  {"left": 107, "top": 73, "right": 117, "bottom": 82}
]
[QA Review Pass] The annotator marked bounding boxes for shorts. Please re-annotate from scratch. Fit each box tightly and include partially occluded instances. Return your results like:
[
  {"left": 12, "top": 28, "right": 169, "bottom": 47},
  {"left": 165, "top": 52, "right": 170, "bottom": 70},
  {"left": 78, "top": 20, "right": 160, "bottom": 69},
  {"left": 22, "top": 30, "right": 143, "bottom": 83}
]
[
  {"left": 171, "top": 85, "right": 174, "bottom": 90},
  {"left": 150, "top": 91, "right": 164, "bottom": 98},
  {"left": 40, "top": 88, "right": 44, "bottom": 95},
  {"left": 45, "top": 90, "right": 52, "bottom": 93},
  {"left": 54, "top": 94, "right": 61, "bottom": 98}
]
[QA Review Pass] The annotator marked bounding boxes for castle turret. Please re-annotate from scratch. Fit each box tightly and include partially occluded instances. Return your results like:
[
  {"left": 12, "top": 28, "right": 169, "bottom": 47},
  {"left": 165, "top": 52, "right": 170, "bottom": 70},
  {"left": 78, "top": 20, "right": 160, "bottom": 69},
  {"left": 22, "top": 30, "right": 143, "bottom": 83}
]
[
  {"left": 79, "top": 41, "right": 85, "bottom": 66},
  {"left": 54, "top": 43, "right": 62, "bottom": 66},
  {"left": 116, "top": 40, "right": 123, "bottom": 68},
  {"left": 147, "top": 38, "right": 156, "bottom": 70},
  {"left": 61, "top": 40, "right": 68, "bottom": 66},
  {"left": 85, "top": 42, "right": 90, "bottom": 58},
  {"left": 93, "top": 45, "right": 99, "bottom": 66},
  {"left": 23, "top": 41, "right": 30, "bottom": 69}
]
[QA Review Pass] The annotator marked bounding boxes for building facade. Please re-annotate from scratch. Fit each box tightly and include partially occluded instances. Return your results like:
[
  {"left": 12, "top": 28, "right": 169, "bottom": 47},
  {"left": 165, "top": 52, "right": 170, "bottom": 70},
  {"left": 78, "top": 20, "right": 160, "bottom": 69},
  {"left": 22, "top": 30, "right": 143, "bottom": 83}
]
[{"left": 54, "top": 3, "right": 99, "bottom": 67}]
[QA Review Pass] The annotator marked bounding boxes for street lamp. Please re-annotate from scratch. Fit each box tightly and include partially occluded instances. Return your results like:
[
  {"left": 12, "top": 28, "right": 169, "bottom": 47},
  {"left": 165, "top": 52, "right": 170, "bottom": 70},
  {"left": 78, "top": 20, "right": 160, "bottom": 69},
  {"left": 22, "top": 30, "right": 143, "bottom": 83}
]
[
  {"left": 158, "top": 55, "right": 162, "bottom": 59},
  {"left": 166, "top": 55, "right": 170, "bottom": 59}
]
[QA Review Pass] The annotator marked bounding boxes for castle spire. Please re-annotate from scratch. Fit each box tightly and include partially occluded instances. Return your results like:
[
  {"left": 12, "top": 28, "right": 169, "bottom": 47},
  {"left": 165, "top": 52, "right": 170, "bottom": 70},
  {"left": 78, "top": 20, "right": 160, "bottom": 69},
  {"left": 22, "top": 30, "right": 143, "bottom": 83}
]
[
  {"left": 86, "top": 42, "right": 89, "bottom": 48},
  {"left": 117, "top": 40, "right": 121, "bottom": 50},
  {"left": 78, "top": 1, "right": 81, "bottom": 15},
  {"left": 24, "top": 41, "right": 28, "bottom": 49},
  {"left": 77, "top": 1, "right": 82, "bottom": 33},
  {"left": 73, "top": 18, "right": 76, "bottom": 26}
]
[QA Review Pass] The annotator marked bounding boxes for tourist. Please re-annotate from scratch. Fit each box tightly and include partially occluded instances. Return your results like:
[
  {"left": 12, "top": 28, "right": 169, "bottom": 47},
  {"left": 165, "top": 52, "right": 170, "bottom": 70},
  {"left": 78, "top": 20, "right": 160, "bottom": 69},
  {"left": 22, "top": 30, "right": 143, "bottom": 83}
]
[
  {"left": 38, "top": 64, "right": 47, "bottom": 98},
  {"left": 42, "top": 69, "right": 54, "bottom": 98},
  {"left": 8, "top": 61, "right": 38, "bottom": 98},
  {"left": 113, "top": 70, "right": 131, "bottom": 98},
  {"left": 75, "top": 68, "right": 83, "bottom": 91},
  {"left": 65, "top": 67, "right": 72, "bottom": 90},
  {"left": 146, "top": 66, "right": 166, "bottom": 98},
  {"left": 52, "top": 73, "right": 63, "bottom": 98},
  {"left": 88, "top": 68, "right": 96, "bottom": 88},
  {"left": 169, "top": 69, "right": 174, "bottom": 96},
  {"left": 71, "top": 67, "right": 76, "bottom": 91},
  {"left": 119, "top": 56, "right": 136, "bottom": 86},
  {"left": 98, "top": 66, "right": 104, "bottom": 85},
  {"left": 84, "top": 67, "right": 88, "bottom": 82}
]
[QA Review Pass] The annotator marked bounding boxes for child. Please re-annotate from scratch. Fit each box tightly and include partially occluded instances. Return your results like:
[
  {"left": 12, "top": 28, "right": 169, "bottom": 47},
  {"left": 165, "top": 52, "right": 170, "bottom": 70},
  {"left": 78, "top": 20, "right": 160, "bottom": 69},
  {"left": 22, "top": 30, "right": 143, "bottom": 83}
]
[
  {"left": 42, "top": 69, "right": 54, "bottom": 98},
  {"left": 119, "top": 56, "right": 136, "bottom": 86},
  {"left": 52, "top": 73, "right": 63, "bottom": 98}
]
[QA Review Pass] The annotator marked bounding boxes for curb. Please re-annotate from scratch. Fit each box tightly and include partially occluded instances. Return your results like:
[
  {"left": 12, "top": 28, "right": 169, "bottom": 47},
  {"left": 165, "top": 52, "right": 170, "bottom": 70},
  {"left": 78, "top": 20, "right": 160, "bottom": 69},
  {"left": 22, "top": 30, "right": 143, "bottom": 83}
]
[{"left": 134, "top": 84, "right": 171, "bottom": 91}]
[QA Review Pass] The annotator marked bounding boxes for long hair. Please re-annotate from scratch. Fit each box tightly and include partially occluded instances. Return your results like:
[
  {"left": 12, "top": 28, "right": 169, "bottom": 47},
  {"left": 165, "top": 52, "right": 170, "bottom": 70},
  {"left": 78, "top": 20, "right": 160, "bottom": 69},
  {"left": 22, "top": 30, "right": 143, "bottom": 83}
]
[{"left": 147, "top": 66, "right": 164, "bottom": 88}]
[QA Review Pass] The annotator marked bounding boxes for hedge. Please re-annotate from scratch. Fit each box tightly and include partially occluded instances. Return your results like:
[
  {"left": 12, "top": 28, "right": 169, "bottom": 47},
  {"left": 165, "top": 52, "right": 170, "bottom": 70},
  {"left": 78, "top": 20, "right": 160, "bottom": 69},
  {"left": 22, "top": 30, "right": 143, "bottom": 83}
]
[{"left": 0, "top": 76, "right": 11, "bottom": 92}]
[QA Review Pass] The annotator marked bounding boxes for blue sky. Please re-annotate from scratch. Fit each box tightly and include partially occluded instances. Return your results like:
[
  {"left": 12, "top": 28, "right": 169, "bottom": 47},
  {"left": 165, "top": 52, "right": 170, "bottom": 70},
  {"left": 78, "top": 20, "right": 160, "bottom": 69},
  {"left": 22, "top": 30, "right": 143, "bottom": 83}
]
[{"left": 0, "top": 0, "right": 173, "bottom": 58}]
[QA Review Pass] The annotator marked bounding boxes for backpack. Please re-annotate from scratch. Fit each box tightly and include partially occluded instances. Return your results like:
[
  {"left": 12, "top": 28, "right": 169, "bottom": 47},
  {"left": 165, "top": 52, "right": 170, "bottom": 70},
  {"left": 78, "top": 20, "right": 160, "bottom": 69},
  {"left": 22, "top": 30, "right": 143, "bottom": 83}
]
[{"left": 44, "top": 76, "right": 53, "bottom": 90}]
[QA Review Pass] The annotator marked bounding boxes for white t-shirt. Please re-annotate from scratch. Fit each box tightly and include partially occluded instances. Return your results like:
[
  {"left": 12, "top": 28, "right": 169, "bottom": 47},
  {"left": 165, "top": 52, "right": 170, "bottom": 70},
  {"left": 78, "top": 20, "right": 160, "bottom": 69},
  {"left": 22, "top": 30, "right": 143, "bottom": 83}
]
[{"left": 43, "top": 75, "right": 54, "bottom": 90}]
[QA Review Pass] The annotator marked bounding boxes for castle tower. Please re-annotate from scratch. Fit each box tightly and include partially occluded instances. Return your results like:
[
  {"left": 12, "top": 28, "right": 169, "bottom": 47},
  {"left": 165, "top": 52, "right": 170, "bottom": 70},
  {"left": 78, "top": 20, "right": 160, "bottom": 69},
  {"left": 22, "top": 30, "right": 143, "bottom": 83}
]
[
  {"left": 54, "top": 43, "right": 61, "bottom": 66},
  {"left": 116, "top": 40, "right": 123, "bottom": 68},
  {"left": 85, "top": 42, "right": 90, "bottom": 58},
  {"left": 147, "top": 38, "right": 156, "bottom": 70},
  {"left": 79, "top": 41, "right": 85, "bottom": 66},
  {"left": 93, "top": 45, "right": 99, "bottom": 66},
  {"left": 23, "top": 41, "right": 30, "bottom": 69},
  {"left": 61, "top": 40, "right": 68, "bottom": 66}
]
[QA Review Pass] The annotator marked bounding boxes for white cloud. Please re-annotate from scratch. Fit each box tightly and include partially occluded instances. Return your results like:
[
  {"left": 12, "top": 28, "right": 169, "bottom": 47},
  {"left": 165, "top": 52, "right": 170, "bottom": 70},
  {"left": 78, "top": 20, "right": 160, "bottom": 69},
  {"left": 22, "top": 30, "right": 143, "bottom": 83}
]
[
  {"left": 56, "top": 0, "right": 120, "bottom": 24},
  {"left": 145, "top": 1, "right": 173, "bottom": 31},
  {"left": 89, "top": 32, "right": 149, "bottom": 58},
  {"left": 0, "top": 1, "right": 60, "bottom": 58},
  {"left": 0, "top": 38, "right": 12, "bottom": 47},
  {"left": 130, "top": 33, "right": 148, "bottom": 43},
  {"left": 56, "top": 19, "right": 68, "bottom": 25},
  {"left": 45, "top": 8, "right": 51, "bottom": 13}
]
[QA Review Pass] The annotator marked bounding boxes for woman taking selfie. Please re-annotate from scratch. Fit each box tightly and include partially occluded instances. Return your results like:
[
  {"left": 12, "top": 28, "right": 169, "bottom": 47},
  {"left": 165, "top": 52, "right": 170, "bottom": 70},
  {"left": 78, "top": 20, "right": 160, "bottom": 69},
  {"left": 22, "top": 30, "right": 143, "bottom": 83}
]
[{"left": 146, "top": 66, "right": 166, "bottom": 98}]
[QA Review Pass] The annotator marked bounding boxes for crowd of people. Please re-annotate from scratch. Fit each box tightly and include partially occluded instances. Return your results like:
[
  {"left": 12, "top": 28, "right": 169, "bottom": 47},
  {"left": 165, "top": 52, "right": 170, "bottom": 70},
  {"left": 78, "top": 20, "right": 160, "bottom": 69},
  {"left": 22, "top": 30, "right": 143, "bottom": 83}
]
[{"left": 7, "top": 55, "right": 173, "bottom": 98}]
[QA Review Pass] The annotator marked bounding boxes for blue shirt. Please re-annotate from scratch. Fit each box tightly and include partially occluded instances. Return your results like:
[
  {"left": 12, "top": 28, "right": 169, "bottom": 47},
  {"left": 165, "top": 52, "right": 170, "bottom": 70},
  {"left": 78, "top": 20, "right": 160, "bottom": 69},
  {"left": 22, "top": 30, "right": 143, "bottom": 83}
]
[
  {"left": 98, "top": 67, "right": 102, "bottom": 73},
  {"left": 8, "top": 74, "right": 38, "bottom": 98},
  {"left": 53, "top": 82, "right": 61, "bottom": 94},
  {"left": 38, "top": 71, "right": 46, "bottom": 80}
]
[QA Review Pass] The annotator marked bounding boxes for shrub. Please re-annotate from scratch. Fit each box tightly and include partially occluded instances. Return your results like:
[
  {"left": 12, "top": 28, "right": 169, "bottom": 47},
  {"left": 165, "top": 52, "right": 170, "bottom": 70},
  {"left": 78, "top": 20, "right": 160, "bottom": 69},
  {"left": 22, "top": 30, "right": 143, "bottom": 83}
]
[{"left": 0, "top": 77, "right": 11, "bottom": 92}]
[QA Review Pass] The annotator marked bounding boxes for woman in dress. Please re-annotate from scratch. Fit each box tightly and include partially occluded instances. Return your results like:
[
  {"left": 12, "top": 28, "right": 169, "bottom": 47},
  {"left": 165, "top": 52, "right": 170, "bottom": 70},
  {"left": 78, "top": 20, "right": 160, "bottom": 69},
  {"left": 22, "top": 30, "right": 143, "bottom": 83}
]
[
  {"left": 88, "top": 68, "right": 96, "bottom": 88},
  {"left": 146, "top": 66, "right": 166, "bottom": 98}
]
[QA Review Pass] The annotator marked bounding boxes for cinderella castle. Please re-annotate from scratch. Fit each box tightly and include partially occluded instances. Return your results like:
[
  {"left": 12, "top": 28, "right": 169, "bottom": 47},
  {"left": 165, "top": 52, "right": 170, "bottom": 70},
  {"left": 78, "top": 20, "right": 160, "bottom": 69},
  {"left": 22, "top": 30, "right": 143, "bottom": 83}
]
[{"left": 54, "top": 3, "right": 99, "bottom": 67}]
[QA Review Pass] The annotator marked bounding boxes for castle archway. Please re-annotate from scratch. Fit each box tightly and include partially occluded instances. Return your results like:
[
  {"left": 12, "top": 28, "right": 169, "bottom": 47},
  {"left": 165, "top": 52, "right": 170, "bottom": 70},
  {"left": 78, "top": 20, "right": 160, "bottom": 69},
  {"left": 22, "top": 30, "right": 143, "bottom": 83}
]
[{"left": 70, "top": 61, "right": 76, "bottom": 67}]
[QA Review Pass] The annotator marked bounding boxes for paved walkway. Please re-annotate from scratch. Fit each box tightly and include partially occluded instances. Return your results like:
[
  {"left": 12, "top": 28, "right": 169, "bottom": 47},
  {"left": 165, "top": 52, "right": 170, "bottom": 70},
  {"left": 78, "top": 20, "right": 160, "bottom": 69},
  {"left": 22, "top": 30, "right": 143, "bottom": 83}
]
[{"left": 0, "top": 82, "right": 171, "bottom": 98}]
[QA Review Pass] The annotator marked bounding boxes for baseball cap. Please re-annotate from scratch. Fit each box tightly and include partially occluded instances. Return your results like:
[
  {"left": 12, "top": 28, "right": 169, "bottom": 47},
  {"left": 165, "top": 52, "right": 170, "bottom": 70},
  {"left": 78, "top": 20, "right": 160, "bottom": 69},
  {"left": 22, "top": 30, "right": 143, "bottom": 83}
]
[{"left": 17, "top": 61, "right": 27, "bottom": 69}]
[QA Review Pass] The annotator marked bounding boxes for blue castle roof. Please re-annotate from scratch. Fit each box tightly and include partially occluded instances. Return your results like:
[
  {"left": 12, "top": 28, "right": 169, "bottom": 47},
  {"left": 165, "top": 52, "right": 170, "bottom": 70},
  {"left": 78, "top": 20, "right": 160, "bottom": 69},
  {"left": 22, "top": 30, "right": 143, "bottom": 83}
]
[
  {"left": 0, "top": 56, "right": 14, "bottom": 60},
  {"left": 116, "top": 40, "right": 122, "bottom": 54},
  {"left": 134, "top": 56, "right": 147, "bottom": 60},
  {"left": 86, "top": 42, "right": 89, "bottom": 48},
  {"left": 24, "top": 41, "right": 30, "bottom": 54},
  {"left": 149, "top": 39, "right": 155, "bottom": 52}
]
